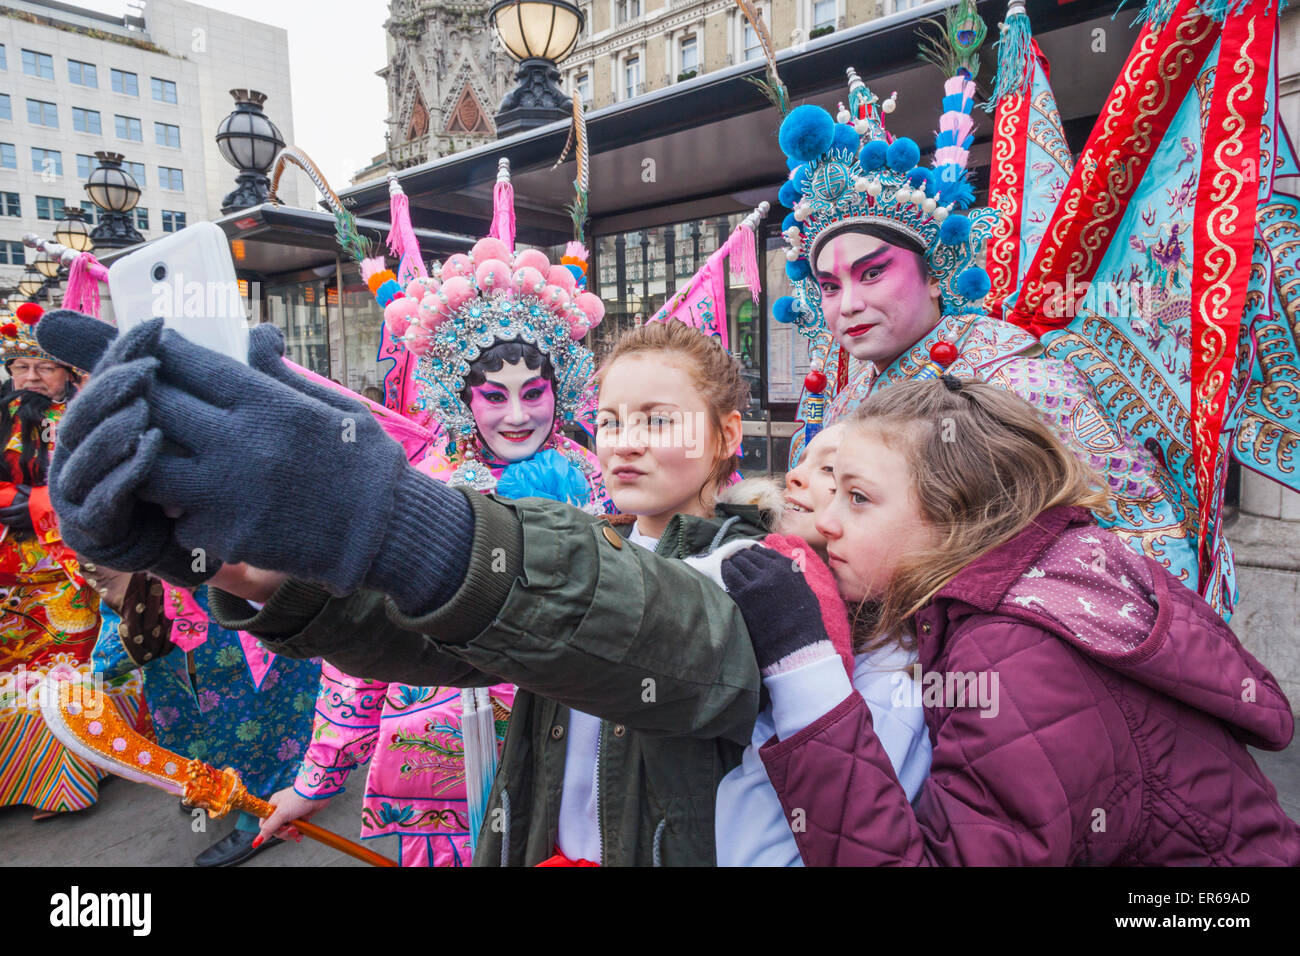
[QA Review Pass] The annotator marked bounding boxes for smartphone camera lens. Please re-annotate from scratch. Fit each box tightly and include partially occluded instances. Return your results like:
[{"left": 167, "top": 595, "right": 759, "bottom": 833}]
[{"left": 151, "top": 262, "right": 168, "bottom": 283}]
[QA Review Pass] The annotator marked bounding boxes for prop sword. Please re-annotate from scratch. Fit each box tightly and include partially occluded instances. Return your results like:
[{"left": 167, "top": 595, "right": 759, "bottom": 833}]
[{"left": 39, "top": 674, "right": 396, "bottom": 867}]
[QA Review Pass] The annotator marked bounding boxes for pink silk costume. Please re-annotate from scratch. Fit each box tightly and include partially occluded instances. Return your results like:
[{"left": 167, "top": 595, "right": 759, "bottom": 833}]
[{"left": 292, "top": 435, "right": 608, "bottom": 867}]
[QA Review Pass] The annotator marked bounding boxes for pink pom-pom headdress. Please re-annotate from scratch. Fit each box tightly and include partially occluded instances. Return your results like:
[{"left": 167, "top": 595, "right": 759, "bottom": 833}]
[{"left": 392, "top": 157, "right": 604, "bottom": 442}]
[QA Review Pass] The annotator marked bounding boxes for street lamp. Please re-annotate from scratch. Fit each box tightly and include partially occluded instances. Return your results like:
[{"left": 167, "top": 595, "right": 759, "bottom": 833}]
[
  {"left": 491, "top": 0, "right": 583, "bottom": 137},
  {"left": 85, "top": 151, "right": 144, "bottom": 249},
  {"left": 17, "top": 268, "right": 44, "bottom": 300},
  {"left": 216, "top": 89, "right": 285, "bottom": 213},
  {"left": 54, "top": 207, "right": 94, "bottom": 253},
  {"left": 32, "top": 251, "right": 61, "bottom": 279}
]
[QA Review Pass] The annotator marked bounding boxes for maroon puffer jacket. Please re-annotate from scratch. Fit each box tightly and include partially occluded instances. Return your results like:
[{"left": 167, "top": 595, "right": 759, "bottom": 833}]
[{"left": 761, "top": 506, "right": 1300, "bottom": 865}]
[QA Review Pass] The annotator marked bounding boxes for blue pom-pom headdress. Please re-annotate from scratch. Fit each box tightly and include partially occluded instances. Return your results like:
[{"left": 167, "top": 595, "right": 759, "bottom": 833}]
[{"left": 776, "top": 62, "right": 993, "bottom": 331}]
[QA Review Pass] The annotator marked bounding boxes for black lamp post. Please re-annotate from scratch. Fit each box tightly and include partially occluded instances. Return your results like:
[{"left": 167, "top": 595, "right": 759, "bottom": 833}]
[
  {"left": 85, "top": 151, "right": 144, "bottom": 249},
  {"left": 492, "top": 0, "right": 583, "bottom": 137},
  {"left": 17, "top": 268, "right": 44, "bottom": 301},
  {"left": 216, "top": 89, "right": 285, "bottom": 213},
  {"left": 54, "top": 207, "right": 95, "bottom": 253},
  {"left": 32, "top": 250, "right": 61, "bottom": 281}
]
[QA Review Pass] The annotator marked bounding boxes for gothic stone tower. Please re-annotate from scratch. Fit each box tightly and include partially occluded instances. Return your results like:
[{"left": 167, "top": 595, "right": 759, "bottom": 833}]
[{"left": 382, "top": 0, "right": 515, "bottom": 169}]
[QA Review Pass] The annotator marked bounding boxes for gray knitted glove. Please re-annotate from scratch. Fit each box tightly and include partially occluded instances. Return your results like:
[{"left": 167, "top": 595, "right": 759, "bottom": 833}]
[
  {"left": 42, "top": 311, "right": 473, "bottom": 608},
  {"left": 45, "top": 318, "right": 210, "bottom": 585}
]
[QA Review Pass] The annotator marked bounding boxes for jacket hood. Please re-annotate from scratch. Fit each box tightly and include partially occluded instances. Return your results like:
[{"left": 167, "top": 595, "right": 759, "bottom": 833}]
[
  {"left": 931, "top": 506, "right": 1294, "bottom": 750},
  {"left": 656, "top": 504, "right": 771, "bottom": 557}
]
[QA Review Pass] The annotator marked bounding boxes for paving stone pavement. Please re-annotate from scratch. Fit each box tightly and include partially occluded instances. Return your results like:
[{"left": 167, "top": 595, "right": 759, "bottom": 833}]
[
  {"left": 0, "top": 774, "right": 370, "bottom": 867},
  {"left": 3, "top": 745, "right": 1298, "bottom": 866}
]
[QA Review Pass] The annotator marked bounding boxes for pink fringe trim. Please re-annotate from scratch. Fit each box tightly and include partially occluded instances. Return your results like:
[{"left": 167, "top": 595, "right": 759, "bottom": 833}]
[
  {"left": 489, "top": 181, "right": 516, "bottom": 254},
  {"left": 728, "top": 224, "right": 763, "bottom": 304},
  {"left": 386, "top": 188, "right": 427, "bottom": 286},
  {"left": 63, "top": 253, "right": 108, "bottom": 318}
]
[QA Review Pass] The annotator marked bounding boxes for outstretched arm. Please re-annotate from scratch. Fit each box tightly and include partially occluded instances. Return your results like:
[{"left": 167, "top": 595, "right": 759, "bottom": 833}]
[
  {"left": 212, "top": 488, "right": 760, "bottom": 745},
  {"left": 44, "top": 311, "right": 758, "bottom": 744}
]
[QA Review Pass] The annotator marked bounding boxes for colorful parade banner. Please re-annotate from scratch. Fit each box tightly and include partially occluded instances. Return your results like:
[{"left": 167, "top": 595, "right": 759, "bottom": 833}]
[
  {"left": 649, "top": 211, "right": 765, "bottom": 350},
  {"left": 984, "top": 3, "right": 1073, "bottom": 317},
  {"left": 1189, "top": 4, "right": 1276, "bottom": 579},
  {"left": 1007, "top": 0, "right": 1219, "bottom": 336}
]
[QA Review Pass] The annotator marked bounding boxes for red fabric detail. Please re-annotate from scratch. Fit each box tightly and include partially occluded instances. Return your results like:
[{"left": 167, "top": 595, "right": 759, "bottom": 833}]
[
  {"left": 0, "top": 481, "right": 16, "bottom": 510},
  {"left": 1008, "top": 0, "right": 1219, "bottom": 334},
  {"left": 27, "top": 485, "right": 56, "bottom": 537},
  {"left": 1189, "top": 7, "right": 1275, "bottom": 586},
  {"left": 984, "top": 50, "right": 1035, "bottom": 317},
  {"left": 535, "top": 849, "right": 600, "bottom": 867}
]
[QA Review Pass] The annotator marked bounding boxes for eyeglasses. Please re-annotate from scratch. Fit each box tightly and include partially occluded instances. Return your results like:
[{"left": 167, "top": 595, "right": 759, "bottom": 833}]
[{"left": 9, "top": 362, "right": 66, "bottom": 377}]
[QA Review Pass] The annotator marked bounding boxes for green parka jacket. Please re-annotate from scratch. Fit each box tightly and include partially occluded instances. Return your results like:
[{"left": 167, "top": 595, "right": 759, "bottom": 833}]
[{"left": 209, "top": 488, "right": 768, "bottom": 866}]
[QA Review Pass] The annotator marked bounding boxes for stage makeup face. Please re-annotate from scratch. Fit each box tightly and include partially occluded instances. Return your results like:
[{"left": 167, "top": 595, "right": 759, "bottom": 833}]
[
  {"left": 468, "top": 358, "right": 556, "bottom": 462},
  {"left": 815, "top": 231, "right": 942, "bottom": 368}
]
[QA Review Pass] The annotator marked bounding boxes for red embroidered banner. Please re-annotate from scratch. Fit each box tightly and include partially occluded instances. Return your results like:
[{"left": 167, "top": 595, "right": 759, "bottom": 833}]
[
  {"left": 984, "top": 46, "right": 1036, "bottom": 317},
  {"left": 1190, "top": 6, "right": 1276, "bottom": 583},
  {"left": 1007, "top": 0, "right": 1219, "bottom": 337}
]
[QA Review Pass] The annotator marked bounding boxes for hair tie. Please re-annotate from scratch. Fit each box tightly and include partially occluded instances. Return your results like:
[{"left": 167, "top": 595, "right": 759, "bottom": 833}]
[{"left": 940, "top": 373, "right": 962, "bottom": 393}]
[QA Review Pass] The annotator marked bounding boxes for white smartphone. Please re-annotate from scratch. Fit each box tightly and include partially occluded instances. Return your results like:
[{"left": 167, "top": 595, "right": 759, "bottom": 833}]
[{"left": 107, "top": 221, "right": 249, "bottom": 364}]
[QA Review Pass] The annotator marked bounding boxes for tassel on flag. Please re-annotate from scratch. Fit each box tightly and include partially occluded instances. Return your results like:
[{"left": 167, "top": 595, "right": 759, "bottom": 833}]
[{"left": 648, "top": 202, "right": 769, "bottom": 350}]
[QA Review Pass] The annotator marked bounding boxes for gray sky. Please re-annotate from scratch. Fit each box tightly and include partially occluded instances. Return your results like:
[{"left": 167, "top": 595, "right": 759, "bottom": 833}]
[{"left": 80, "top": 0, "right": 391, "bottom": 191}]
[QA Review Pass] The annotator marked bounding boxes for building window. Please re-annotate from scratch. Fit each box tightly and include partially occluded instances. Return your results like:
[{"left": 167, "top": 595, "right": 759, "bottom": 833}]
[
  {"left": 78, "top": 200, "right": 97, "bottom": 225},
  {"left": 162, "top": 210, "right": 186, "bottom": 232},
  {"left": 73, "top": 107, "right": 102, "bottom": 134},
  {"left": 27, "top": 99, "right": 58, "bottom": 127},
  {"left": 891, "top": 0, "right": 925, "bottom": 10},
  {"left": 151, "top": 77, "right": 178, "bottom": 104},
  {"left": 76, "top": 153, "right": 96, "bottom": 180},
  {"left": 812, "top": 0, "right": 836, "bottom": 27},
  {"left": 576, "top": 72, "right": 592, "bottom": 107},
  {"left": 125, "top": 160, "right": 146, "bottom": 186},
  {"left": 616, "top": 0, "right": 640, "bottom": 26},
  {"left": 0, "top": 94, "right": 9, "bottom": 121},
  {"left": 0, "top": 143, "right": 14, "bottom": 170},
  {"left": 624, "top": 55, "right": 641, "bottom": 100},
  {"left": 135, "top": 207, "right": 149, "bottom": 231},
  {"left": 0, "top": 240, "right": 26, "bottom": 266},
  {"left": 36, "top": 196, "right": 64, "bottom": 220},
  {"left": 679, "top": 35, "right": 698, "bottom": 77},
  {"left": 159, "top": 166, "right": 184, "bottom": 191},
  {"left": 111, "top": 68, "right": 139, "bottom": 96},
  {"left": 32, "top": 147, "right": 63, "bottom": 177},
  {"left": 155, "top": 122, "right": 181, "bottom": 148},
  {"left": 0, "top": 45, "right": 6, "bottom": 71},
  {"left": 115, "top": 115, "right": 143, "bottom": 141},
  {"left": 22, "top": 50, "right": 54, "bottom": 80},
  {"left": 1, "top": 193, "right": 20, "bottom": 217},
  {"left": 69, "top": 59, "right": 98, "bottom": 87},
  {"left": 742, "top": 18, "right": 763, "bottom": 60}
]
